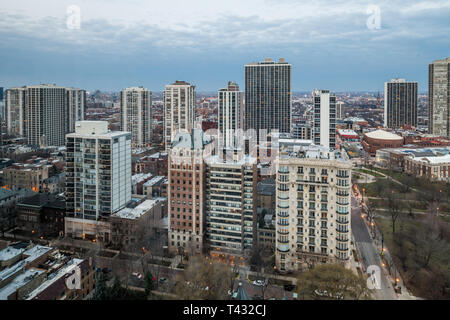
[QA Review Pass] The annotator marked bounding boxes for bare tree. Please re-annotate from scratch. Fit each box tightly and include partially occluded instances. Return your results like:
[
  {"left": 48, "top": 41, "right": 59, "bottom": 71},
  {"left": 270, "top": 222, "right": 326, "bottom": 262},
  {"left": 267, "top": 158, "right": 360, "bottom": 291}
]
[{"left": 386, "top": 189, "right": 401, "bottom": 235}]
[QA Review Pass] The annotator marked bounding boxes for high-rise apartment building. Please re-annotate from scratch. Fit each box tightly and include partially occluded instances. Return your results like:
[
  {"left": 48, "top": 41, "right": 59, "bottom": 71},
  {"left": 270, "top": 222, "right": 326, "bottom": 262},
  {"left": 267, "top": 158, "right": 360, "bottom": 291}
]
[
  {"left": 65, "top": 121, "right": 131, "bottom": 241},
  {"left": 218, "top": 81, "right": 244, "bottom": 148},
  {"left": 120, "top": 87, "right": 152, "bottom": 148},
  {"left": 336, "top": 101, "right": 345, "bottom": 120},
  {"left": 245, "top": 58, "right": 291, "bottom": 138},
  {"left": 313, "top": 89, "right": 336, "bottom": 151},
  {"left": 5, "top": 87, "right": 26, "bottom": 137},
  {"left": 168, "top": 129, "right": 212, "bottom": 255},
  {"left": 163, "top": 81, "right": 195, "bottom": 152},
  {"left": 384, "top": 79, "right": 418, "bottom": 128},
  {"left": 429, "top": 58, "right": 450, "bottom": 138},
  {"left": 66, "top": 88, "right": 86, "bottom": 134},
  {"left": 5, "top": 85, "right": 85, "bottom": 145},
  {"left": 0, "top": 87, "right": 4, "bottom": 121},
  {"left": 205, "top": 151, "right": 257, "bottom": 256},
  {"left": 292, "top": 124, "right": 313, "bottom": 140},
  {"left": 275, "top": 146, "right": 352, "bottom": 272}
]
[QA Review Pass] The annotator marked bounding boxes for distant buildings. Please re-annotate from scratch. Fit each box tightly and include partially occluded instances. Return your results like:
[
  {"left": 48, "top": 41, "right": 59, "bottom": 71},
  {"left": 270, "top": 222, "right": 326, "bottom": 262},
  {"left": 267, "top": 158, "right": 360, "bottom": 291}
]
[
  {"left": 384, "top": 79, "right": 418, "bottom": 129},
  {"left": 275, "top": 146, "right": 352, "bottom": 272},
  {"left": 218, "top": 81, "right": 244, "bottom": 148},
  {"left": 163, "top": 81, "right": 195, "bottom": 152},
  {"left": 5, "top": 85, "right": 85, "bottom": 146},
  {"left": 245, "top": 58, "right": 291, "bottom": 138},
  {"left": 336, "top": 101, "right": 345, "bottom": 120},
  {"left": 120, "top": 87, "right": 152, "bottom": 147},
  {"left": 205, "top": 151, "right": 257, "bottom": 256},
  {"left": 429, "top": 58, "right": 450, "bottom": 138},
  {"left": 65, "top": 121, "right": 131, "bottom": 241},
  {"left": 168, "top": 129, "right": 212, "bottom": 255},
  {"left": 292, "top": 124, "right": 312, "bottom": 140},
  {"left": 313, "top": 89, "right": 336, "bottom": 151}
]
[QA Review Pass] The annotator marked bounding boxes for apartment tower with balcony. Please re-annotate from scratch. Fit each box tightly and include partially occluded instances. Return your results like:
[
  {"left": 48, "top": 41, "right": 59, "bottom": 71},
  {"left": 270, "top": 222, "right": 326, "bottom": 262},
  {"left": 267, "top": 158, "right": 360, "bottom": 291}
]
[
  {"left": 65, "top": 121, "right": 131, "bottom": 241},
  {"left": 275, "top": 145, "right": 352, "bottom": 272}
]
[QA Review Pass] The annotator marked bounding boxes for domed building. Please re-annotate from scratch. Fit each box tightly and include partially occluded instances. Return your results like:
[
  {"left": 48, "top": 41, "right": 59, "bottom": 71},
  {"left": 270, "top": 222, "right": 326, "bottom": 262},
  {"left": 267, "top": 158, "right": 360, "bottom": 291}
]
[{"left": 361, "top": 129, "right": 404, "bottom": 155}]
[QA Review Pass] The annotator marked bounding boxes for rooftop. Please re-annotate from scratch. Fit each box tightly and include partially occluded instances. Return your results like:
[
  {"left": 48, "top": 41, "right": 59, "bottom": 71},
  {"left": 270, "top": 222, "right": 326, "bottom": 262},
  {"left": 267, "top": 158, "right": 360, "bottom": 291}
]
[
  {"left": 0, "top": 268, "right": 44, "bottom": 300},
  {"left": 364, "top": 129, "right": 403, "bottom": 141},
  {"left": 112, "top": 199, "right": 161, "bottom": 220},
  {"left": 143, "top": 176, "right": 165, "bottom": 187}
]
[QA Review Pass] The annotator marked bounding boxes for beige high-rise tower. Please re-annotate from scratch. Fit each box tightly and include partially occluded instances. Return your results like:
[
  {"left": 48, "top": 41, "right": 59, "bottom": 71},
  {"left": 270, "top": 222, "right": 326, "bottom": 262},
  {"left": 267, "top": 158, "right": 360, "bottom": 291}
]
[
  {"left": 163, "top": 81, "right": 195, "bottom": 152},
  {"left": 429, "top": 58, "right": 450, "bottom": 138}
]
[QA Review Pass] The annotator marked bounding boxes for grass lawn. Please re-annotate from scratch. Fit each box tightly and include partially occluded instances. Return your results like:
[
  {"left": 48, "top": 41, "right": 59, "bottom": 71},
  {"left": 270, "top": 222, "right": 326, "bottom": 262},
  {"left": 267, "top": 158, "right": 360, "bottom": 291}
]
[{"left": 355, "top": 168, "right": 385, "bottom": 178}]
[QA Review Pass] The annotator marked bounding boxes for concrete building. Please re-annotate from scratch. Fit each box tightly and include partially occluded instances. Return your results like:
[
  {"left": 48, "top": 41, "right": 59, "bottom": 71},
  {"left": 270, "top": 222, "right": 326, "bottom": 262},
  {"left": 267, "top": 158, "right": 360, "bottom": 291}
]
[
  {"left": 313, "top": 90, "right": 336, "bottom": 151},
  {"left": 168, "top": 129, "right": 212, "bottom": 255},
  {"left": 218, "top": 81, "right": 244, "bottom": 148},
  {"left": 336, "top": 101, "right": 345, "bottom": 120},
  {"left": 429, "top": 58, "right": 450, "bottom": 138},
  {"left": 205, "top": 151, "right": 257, "bottom": 257},
  {"left": 163, "top": 81, "right": 195, "bottom": 152},
  {"left": 292, "top": 124, "right": 312, "bottom": 140},
  {"left": 2, "top": 162, "right": 51, "bottom": 192},
  {"left": 110, "top": 197, "right": 165, "bottom": 249},
  {"left": 245, "top": 58, "right": 292, "bottom": 138},
  {"left": 275, "top": 146, "right": 352, "bottom": 272},
  {"left": 120, "top": 87, "right": 152, "bottom": 147},
  {"left": 384, "top": 79, "right": 418, "bottom": 129},
  {"left": 65, "top": 121, "right": 131, "bottom": 241},
  {"left": 5, "top": 85, "right": 85, "bottom": 146}
]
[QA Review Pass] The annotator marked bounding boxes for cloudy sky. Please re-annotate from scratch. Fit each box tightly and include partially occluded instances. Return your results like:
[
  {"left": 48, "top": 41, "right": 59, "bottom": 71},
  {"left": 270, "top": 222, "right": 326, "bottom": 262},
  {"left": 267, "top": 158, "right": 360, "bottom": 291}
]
[{"left": 0, "top": 0, "right": 449, "bottom": 92}]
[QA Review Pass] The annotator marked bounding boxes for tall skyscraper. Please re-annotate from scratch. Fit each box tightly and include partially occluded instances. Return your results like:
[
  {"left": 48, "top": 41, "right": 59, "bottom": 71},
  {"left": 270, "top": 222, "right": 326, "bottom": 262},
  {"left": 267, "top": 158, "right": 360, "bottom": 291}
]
[
  {"left": 336, "top": 101, "right": 345, "bottom": 120},
  {"left": 168, "top": 129, "right": 212, "bottom": 255},
  {"left": 205, "top": 151, "right": 257, "bottom": 256},
  {"left": 0, "top": 87, "right": 4, "bottom": 121},
  {"left": 163, "top": 81, "right": 195, "bottom": 152},
  {"left": 429, "top": 58, "right": 450, "bottom": 138},
  {"left": 65, "top": 121, "right": 131, "bottom": 240},
  {"left": 313, "top": 89, "right": 336, "bottom": 151},
  {"left": 275, "top": 145, "right": 352, "bottom": 272},
  {"left": 5, "top": 84, "right": 85, "bottom": 146},
  {"left": 5, "top": 87, "right": 26, "bottom": 137},
  {"left": 66, "top": 88, "right": 86, "bottom": 134},
  {"left": 218, "top": 81, "right": 244, "bottom": 148},
  {"left": 245, "top": 58, "right": 292, "bottom": 138},
  {"left": 384, "top": 79, "right": 418, "bottom": 128},
  {"left": 120, "top": 87, "right": 152, "bottom": 148}
]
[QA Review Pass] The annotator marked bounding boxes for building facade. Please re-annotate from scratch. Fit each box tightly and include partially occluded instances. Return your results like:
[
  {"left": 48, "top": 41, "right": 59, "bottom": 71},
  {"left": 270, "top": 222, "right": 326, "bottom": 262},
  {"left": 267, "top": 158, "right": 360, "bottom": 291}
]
[
  {"left": 245, "top": 58, "right": 291, "bottom": 138},
  {"left": 65, "top": 121, "right": 131, "bottom": 241},
  {"left": 218, "top": 81, "right": 244, "bottom": 148},
  {"left": 275, "top": 146, "right": 352, "bottom": 272},
  {"left": 163, "top": 81, "right": 195, "bottom": 152},
  {"left": 120, "top": 87, "right": 152, "bottom": 148},
  {"left": 205, "top": 152, "right": 257, "bottom": 257},
  {"left": 384, "top": 79, "right": 418, "bottom": 129},
  {"left": 313, "top": 90, "right": 336, "bottom": 151},
  {"left": 168, "top": 129, "right": 211, "bottom": 255},
  {"left": 336, "top": 101, "right": 345, "bottom": 120},
  {"left": 429, "top": 58, "right": 450, "bottom": 138}
]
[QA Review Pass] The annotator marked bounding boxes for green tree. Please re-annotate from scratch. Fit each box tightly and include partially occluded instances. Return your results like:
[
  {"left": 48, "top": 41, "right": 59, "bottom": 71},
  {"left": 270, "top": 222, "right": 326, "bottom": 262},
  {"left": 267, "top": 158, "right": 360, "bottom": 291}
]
[{"left": 296, "top": 264, "right": 372, "bottom": 300}]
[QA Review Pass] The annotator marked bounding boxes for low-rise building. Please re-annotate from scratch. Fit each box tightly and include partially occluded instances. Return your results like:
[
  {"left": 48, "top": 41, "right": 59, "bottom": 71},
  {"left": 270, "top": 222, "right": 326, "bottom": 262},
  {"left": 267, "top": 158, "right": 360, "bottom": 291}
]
[
  {"left": 3, "top": 162, "right": 51, "bottom": 192},
  {"left": 404, "top": 154, "right": 450, "bottom": 182},
  {"left": 361, "top": 129, "right": 404, "bottom": 155}
]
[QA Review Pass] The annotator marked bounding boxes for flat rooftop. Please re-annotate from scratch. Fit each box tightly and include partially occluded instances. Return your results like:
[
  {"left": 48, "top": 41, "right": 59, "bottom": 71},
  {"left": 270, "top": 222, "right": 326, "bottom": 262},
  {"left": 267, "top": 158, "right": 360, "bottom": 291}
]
[{"left": 112, "top": 199, "right": 161, "bottom": 220}]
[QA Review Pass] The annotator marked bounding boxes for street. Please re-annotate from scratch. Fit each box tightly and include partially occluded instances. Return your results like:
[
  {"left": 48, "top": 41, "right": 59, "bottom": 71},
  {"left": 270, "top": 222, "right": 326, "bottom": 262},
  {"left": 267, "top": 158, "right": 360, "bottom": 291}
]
[{"left": 351, "top": 195, "right": 397, "bottom": 300}]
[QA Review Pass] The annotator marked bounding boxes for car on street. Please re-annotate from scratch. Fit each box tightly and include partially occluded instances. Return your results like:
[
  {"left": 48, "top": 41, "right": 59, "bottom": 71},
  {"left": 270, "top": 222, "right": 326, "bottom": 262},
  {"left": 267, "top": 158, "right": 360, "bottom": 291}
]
[{"left": 253, "top": 280, "right": 265, "bottom": 286}]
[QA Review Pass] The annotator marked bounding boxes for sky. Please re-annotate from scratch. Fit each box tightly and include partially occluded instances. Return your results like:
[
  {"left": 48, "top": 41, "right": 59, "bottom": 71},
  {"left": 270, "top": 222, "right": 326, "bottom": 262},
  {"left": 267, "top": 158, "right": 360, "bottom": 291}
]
[{"left": 0, "top": 0, "right": 449, "bottom": 92}]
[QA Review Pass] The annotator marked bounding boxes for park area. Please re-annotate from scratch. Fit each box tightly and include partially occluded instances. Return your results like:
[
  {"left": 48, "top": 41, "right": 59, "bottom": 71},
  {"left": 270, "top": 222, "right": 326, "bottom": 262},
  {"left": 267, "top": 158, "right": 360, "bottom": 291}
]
[{"left": 355, "top": 166, "right": 450, "bottom": 299}]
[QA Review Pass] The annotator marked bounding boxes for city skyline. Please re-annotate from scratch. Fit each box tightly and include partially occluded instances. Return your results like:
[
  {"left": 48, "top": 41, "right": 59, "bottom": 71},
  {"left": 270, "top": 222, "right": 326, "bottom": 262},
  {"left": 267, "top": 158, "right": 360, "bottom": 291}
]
[{"left": 1, "top": 0, "right": 449, "bottom": 91}]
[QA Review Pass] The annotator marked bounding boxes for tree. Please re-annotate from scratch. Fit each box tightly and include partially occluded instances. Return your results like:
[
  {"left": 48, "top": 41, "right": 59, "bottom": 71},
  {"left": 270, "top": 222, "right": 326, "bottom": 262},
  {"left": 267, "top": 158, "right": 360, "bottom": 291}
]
[
  {"left": 386, "top": 189, "right": 401, "bottom": 235},
  {"left": 144, "top": 270, "right": 155, "bottom": 297},
  {"left": 296, "top": 264, "right": 372, "bottom": 300},
  {"left": 174, "top": 255, "right": 232, "bottom": 300},
  {"left": 93, "top": 271, "right": 108, "bottom": 300}
]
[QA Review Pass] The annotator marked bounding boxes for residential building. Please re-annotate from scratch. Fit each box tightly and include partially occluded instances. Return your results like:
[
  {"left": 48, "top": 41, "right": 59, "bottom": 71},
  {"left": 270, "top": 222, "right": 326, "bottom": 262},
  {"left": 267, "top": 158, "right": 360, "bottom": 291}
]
[
  {"left": 313, "top": 90, "right": 336, "bottom": 151},
  {"left": 120, "top": 87, "right": 152, "bottom": 147},
  {"left": 205, "top": 151, "right": 257, "bottom": 257},
  {"left": 168, "top": 129, "right": 212, "bottom": 255},
  {"left": 163, "top": 81, "right": 195, "bottom": 152},
  {"left": 275, "top": 146, "right": 352, "bottom": 272},
  {"left": 66, "top": 88, "right": 86, "bottom": 134},
  {"left": 2, "top": 163, "right": 51, "bottom": 192},
  {"left": 65, "top": 121, "right": 131, "bottom": 241},
  {"left": 292, "top": 124, "right": 312, "bottom": 140},
  {"left": 336, "top": 101, "right": 345, "bottom": 120},
  {"left": 218, "top": 81, "right": 244, "bottom": 148},
  {"left": 245, "top": 58, "right": 292, "bottom": 138},
  {"left": 429, "top": 58, "right": 450, "bottom": 138},
  {"left": 384, "top": 79, "right": 418, "bottom": 128}
]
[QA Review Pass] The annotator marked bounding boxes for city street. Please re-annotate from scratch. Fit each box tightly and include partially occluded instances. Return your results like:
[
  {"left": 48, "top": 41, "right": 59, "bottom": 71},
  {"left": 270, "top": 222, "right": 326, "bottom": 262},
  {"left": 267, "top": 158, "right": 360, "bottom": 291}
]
[{"left": 351, "top": 195, "right": 397, "bottom": 300}]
